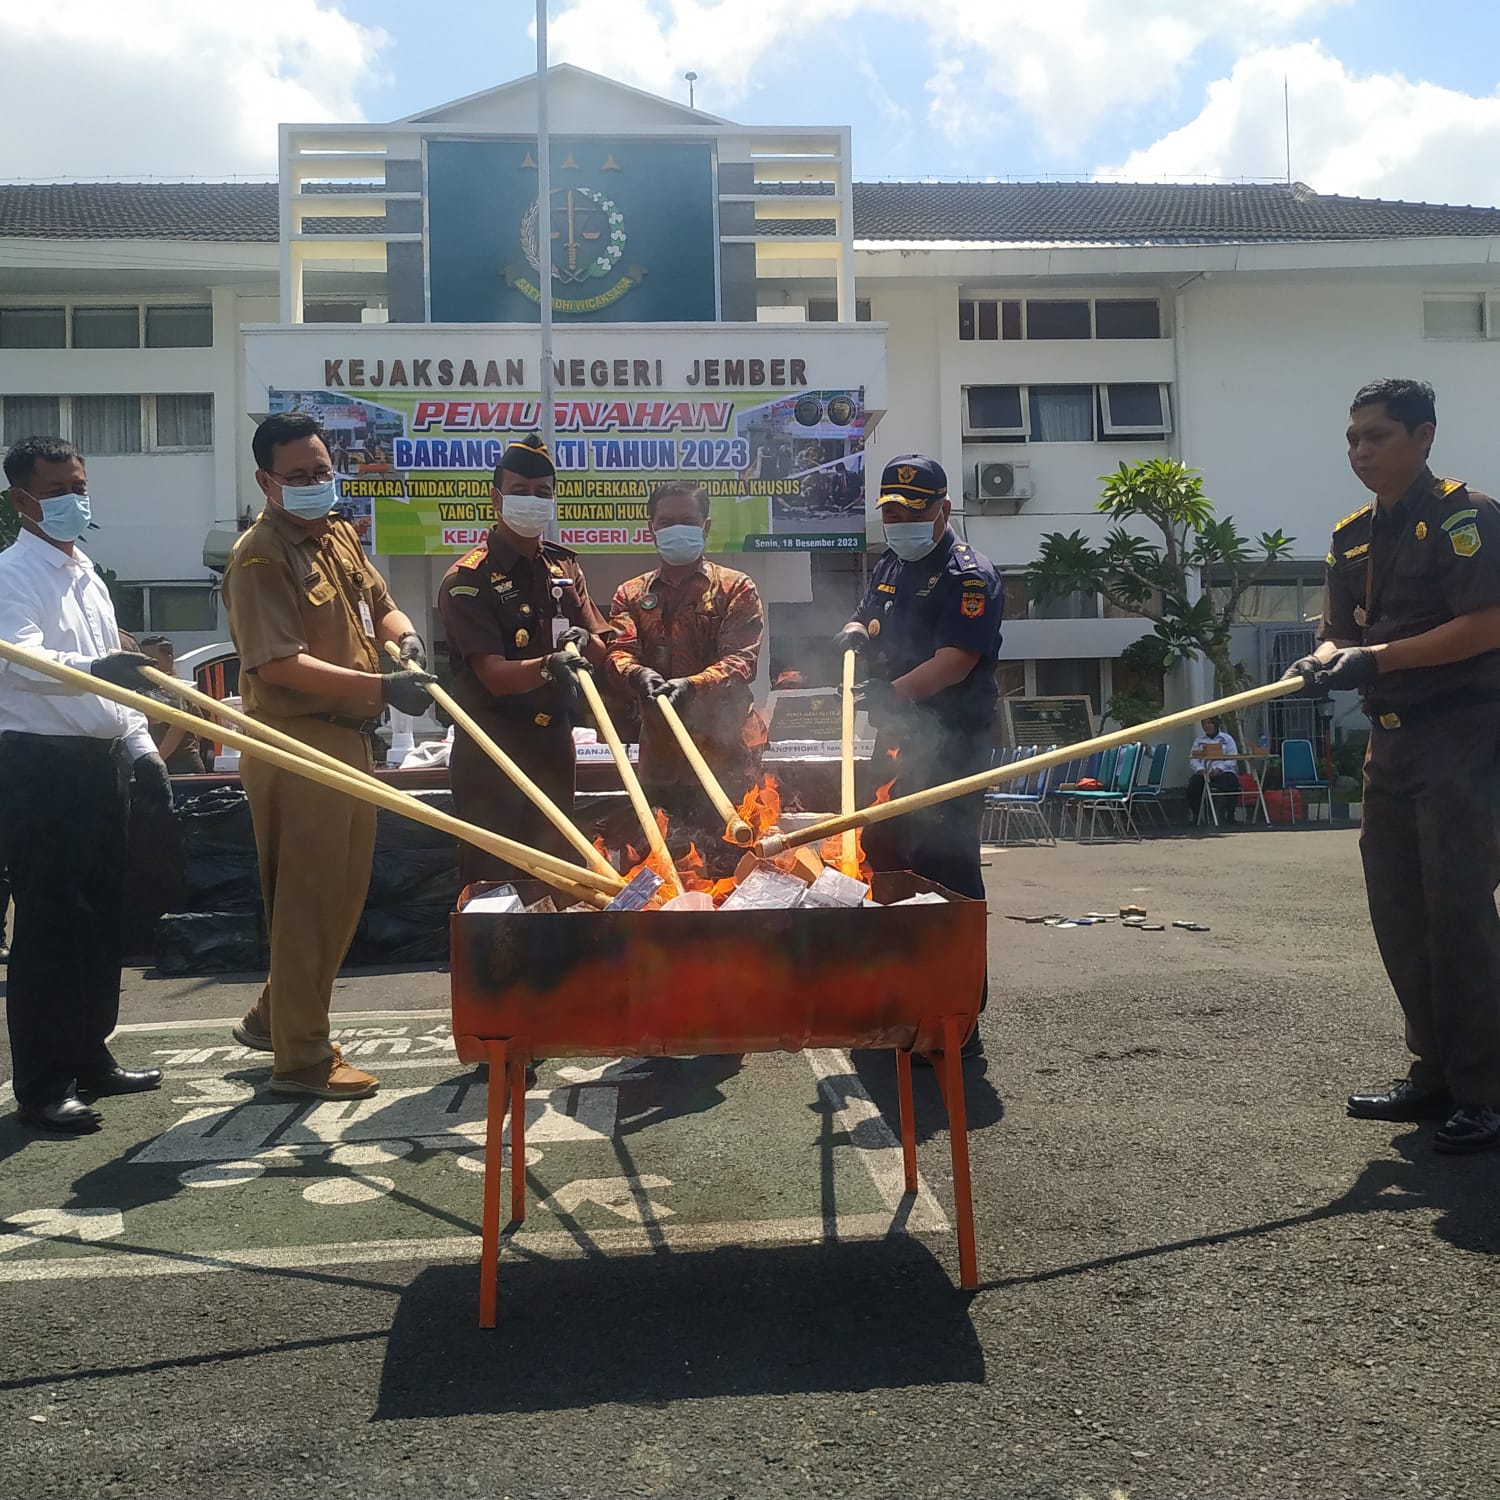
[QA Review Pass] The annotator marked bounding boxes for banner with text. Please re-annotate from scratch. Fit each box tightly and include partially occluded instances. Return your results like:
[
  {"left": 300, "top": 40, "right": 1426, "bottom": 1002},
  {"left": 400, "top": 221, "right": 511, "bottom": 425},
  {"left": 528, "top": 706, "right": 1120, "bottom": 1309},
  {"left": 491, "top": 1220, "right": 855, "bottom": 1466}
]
[{"left": 267, "top": 382, "right": 868, "bottom": 555}]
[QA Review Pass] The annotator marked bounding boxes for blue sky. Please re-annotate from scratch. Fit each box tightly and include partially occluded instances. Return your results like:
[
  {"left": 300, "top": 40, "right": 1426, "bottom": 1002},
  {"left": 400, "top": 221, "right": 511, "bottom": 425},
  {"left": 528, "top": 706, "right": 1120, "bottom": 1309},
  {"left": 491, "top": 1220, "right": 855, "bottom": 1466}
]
[{"left": 3, "top": 1, "right": 1499, "bottom": 205}]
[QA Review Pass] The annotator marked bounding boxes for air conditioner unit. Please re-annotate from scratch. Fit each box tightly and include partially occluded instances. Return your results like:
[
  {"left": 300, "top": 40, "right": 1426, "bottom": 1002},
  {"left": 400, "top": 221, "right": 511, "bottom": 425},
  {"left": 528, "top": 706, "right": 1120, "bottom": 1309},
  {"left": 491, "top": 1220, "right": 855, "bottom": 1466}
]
[{"left": 975, "top": 460, "right": 1032, "bottom": 502}]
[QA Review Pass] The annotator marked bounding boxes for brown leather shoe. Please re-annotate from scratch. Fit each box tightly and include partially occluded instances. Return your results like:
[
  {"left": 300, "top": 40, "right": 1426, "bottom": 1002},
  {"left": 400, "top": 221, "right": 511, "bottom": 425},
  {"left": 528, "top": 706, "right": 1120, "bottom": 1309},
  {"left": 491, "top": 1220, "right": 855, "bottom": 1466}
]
[
  {"left": 231, "top": 1007, "right": 275, "bottom": 1052},
  {"left": 268, "top": 1050, "right": 378, "bottom": 1100}
]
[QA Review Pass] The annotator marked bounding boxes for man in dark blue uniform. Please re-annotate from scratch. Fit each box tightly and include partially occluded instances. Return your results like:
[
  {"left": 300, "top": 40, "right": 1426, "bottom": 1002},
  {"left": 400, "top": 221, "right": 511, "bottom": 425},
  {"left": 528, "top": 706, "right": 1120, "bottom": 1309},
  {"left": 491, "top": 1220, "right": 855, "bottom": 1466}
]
[{"left": 835, "top": 454, "right": 1004, "bottom": 902}]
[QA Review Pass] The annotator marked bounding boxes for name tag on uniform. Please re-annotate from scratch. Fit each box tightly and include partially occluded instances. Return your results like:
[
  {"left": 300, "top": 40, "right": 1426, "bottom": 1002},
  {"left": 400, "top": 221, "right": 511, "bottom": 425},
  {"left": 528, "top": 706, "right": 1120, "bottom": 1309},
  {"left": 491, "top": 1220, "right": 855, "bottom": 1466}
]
[{"left": 358, "top": 599, "right": 375, "bottom": 638}]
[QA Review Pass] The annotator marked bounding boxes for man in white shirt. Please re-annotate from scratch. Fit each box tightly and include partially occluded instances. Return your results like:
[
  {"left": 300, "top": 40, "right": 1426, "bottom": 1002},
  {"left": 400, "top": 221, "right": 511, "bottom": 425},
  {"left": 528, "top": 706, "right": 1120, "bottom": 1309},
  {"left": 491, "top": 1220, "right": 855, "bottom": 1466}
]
[
  {"left": 0, "top": 436, "right": 171, "bottom": 1133},
  {"left": 1186, "top": 715, "right": 1243, "bottom": 824}
]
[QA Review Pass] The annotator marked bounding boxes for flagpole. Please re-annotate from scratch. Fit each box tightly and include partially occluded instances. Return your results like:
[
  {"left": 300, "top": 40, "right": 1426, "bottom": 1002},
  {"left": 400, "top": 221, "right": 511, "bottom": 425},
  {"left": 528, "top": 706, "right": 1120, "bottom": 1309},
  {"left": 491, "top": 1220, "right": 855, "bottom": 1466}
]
[{"left": 536, "top": 0, "right": 558, "bottom": 538}]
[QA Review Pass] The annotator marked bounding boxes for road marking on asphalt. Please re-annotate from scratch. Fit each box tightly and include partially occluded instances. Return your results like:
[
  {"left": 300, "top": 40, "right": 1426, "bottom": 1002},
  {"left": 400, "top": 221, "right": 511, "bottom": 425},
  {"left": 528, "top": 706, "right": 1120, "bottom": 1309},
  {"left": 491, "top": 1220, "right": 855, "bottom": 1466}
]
[
  {"left": 2, "top": 1016, "right": 956, "bottom": 1282},
  {"left": 131, "top": 1083, "right": 616, "bottom": 1165},
  {"left": 806, "top": 1048, "right": 950, "bottom": 1230},
  {"left": 0, "top": 1213, "right": 936, "bottom": 1283},
  {"left": 1, "top": 1208, "right": 124, "bottom": 1255},
  {"left": 543, "top": 1175, "right": 675, "bottom": 1223}
]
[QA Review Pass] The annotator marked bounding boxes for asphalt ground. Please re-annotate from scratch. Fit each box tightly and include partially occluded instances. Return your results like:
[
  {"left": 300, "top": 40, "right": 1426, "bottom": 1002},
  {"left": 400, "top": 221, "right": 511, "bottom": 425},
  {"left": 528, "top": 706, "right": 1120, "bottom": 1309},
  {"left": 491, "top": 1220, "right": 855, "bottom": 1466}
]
[{"left": 3, "top": 824, "right": 1499, "bottom": 1500}]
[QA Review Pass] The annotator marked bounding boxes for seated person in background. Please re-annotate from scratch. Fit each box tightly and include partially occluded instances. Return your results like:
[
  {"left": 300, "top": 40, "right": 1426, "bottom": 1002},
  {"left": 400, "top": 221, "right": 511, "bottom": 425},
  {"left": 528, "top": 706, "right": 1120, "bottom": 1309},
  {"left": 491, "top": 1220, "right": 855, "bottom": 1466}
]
[
  {"left": 1186, "top": 715, "right": 1242, "bottom": 823},
  {"left": 140, "top": 635, "right": 206, "bottom": 774}
]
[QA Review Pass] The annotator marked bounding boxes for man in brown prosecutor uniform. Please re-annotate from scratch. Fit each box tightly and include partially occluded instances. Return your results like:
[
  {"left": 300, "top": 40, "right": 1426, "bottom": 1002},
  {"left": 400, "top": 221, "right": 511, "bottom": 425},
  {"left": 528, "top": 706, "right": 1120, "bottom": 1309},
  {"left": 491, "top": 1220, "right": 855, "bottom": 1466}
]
[
  {"left": 1284, "top": 378, "right": 1500, "bottom": 1153},
  {"left": 437, "top": 434, "right": 608, "bottom": 886},
  {"left": 222, "top": 412, "right": 436, "bottom": 1100}
]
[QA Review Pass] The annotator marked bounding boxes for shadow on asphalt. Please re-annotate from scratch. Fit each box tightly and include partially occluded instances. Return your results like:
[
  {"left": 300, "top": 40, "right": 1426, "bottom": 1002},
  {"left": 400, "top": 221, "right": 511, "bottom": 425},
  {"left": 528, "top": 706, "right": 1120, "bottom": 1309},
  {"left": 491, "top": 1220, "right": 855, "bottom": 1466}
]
[
  {"left": 847, "top": 1048, "right": 1004, "bottom": 1146},
  {"left": 969, "top": 1125, "right": 1500, "bottom": 1294},
  {"left": 374, "top": 1237, "right": 983, "bottom": 1418}
]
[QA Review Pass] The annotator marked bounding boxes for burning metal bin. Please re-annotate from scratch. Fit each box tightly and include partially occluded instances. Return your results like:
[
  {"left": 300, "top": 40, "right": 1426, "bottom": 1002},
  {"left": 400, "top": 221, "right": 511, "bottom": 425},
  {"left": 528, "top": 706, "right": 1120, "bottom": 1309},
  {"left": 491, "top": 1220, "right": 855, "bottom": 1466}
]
[{"left": 450, "top": 873, "right": 986, "bottom": 1327}]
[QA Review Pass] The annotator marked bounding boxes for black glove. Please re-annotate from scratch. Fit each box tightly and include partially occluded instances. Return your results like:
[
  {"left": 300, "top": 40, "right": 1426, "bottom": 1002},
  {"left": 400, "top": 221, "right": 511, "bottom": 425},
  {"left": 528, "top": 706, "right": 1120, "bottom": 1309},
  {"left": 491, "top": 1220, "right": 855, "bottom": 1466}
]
[
  {"left": 131, "top": 750, "right": 173, "bottom": 812},
  {"left": 635, "top": 667, "right": 668, "bottom": 699},
  {"left": 651, "top": 676, "right": 696, "bottom": 710},
  {"left": 853, "top": 678, "right": 898, "bottom": 719},
  {"left": 396, "top": 631, "right": 427, "bottom": 671},
  {"left": 380, "top": 668, "right": 438, "bottom": 717},
  {"left": 556, "top": 626, "right": 592, "bottom": 651},
  {"left": 1281, "top": 647, "right": 1379, "bottom": 696},
  {"left": 833, "top": 623, "right": 869, "bottom": 656},
  {"left": 91, "top": 651, "right": 156, "bottom": 692},
  {"left": 540, "top": 649, "right": 593, "bottom": 688}
]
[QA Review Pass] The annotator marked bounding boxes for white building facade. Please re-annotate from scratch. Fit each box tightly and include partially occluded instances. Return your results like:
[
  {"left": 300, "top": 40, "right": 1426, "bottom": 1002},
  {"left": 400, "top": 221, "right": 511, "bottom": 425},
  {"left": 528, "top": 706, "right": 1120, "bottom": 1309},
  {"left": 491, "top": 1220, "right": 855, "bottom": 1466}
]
[{"left": 3, "top": 66, "right": 1499, "bottom": 740}]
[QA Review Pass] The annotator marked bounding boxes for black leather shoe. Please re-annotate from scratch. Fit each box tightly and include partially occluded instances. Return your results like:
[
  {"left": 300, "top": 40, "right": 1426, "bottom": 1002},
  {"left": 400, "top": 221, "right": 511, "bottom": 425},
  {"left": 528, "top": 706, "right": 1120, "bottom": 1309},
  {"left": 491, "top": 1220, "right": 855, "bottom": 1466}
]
[
  {"left": 78, "top": 1067, "right": 163, "bottom": 1098},
  {"left": 1434, "top": 1107, "right": 1500, "bottom": 1154},
  {"left": 17, "top": 1096, "right": 102, "bottom": 1133},
  {"left": 1347, "top": 1079, "right": 1452, "bottom": 1121}
]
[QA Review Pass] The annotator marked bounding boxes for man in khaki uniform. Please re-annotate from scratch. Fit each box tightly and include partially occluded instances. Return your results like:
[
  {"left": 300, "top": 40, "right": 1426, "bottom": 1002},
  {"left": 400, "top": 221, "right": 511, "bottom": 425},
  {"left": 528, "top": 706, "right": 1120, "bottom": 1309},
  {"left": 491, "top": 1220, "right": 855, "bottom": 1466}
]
[{"left": 222, "top": 412, "right": 434, "bottom": 1100}]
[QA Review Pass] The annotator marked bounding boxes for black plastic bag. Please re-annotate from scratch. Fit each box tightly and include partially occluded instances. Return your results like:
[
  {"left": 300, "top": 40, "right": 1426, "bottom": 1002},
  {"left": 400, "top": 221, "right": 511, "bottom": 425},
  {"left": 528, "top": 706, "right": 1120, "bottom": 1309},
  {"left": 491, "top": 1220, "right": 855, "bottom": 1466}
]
[{"left": 155, "top": 910, "right": 266, "bottom": 976}]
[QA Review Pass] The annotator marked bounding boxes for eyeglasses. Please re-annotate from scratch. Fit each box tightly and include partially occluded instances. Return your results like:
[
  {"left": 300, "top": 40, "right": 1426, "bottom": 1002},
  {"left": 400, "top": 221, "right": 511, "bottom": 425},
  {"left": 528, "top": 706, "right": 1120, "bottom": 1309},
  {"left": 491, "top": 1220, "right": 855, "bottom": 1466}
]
[{"left": 271, "top": 468, "right": 336, "bottom": 487}]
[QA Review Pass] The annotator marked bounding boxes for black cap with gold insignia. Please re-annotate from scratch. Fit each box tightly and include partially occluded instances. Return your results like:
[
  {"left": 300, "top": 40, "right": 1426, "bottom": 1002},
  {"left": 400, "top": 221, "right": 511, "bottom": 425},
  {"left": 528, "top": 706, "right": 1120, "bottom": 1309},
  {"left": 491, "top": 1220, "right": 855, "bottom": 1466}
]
[
  {"left": 496, "top": 431, "right": 556, "bottom": 481},
  {"left": 877, "top": 454, "right": 947, "bottom": 511}
]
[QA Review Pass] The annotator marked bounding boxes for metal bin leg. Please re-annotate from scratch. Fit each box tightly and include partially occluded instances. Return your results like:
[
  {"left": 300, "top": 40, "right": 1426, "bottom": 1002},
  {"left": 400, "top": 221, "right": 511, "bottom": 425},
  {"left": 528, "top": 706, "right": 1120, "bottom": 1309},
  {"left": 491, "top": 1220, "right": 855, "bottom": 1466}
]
[
  {"left": 941, "top": 1015, "right": 978, "bottom": 1290},
  {"left": 896, "top": 1048, "right": 918, "bottom": 1194},
  {"left": 479, "top": 1038, "right": 510, "bottom": 1330},
  {"left": 509, "top": 1057, "right": 528, "bottom": 1224}
]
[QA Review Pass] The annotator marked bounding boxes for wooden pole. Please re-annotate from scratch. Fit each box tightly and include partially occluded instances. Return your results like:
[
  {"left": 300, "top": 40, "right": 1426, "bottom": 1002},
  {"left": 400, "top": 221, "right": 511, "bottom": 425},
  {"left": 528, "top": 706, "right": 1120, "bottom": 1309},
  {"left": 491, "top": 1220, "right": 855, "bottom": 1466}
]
[
  {"left": 0, "top": 639, "right": 619, "bottom": 903},
  {"left": 381, "top": 642, "right": 616, "bottom": 879},
  {"left": 652, "top": 692, "right": 754, "bottom": 846},
  {"left": 565, "top": 642, "right": 681, "bottom": 892},
  {"left": 839, "top": 647, "right": 858, "bottom": 876},
  {"left": 144, "top": 661, "right": 619, "bottom": 906},
  {"left": 758, "top": 676, "right": 1306, "bottom": 857}
]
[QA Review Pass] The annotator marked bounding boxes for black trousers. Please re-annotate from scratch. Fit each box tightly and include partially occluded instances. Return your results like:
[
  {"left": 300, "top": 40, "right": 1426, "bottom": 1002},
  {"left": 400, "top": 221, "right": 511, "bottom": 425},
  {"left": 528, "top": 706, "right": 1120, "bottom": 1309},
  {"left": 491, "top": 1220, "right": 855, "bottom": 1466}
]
[
  {"left": 1360, "top": 705, "right": 1500, "bottom": 1108},
  {"left": 1186, "top": 769, "right": 1242, "bottom": 821},
  {"left": 862, "top": 719, "right": 989, "bottom": 901},
  {"left": 450, "top": 716, "right": 577, "bottom": 889},
  {"left": 0, "top": 733, "right": 130, "bottom": 1107}
]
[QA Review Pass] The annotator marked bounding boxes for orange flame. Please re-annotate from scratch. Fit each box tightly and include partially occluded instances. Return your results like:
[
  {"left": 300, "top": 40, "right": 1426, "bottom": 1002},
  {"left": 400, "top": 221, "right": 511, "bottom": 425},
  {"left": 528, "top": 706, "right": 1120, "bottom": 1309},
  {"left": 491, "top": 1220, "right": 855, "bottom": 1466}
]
[
  {"left": 728, "top": 772, "right": 783, "bottom": 843},
  {"left": 620, "top": 807, "right": 679, "bottom": 898},
  {"left": 679, "top": 840, "right": 708, "bottom": 891},
  {"left": 874, "top": 777, "right": 896, "bottom": 804}
]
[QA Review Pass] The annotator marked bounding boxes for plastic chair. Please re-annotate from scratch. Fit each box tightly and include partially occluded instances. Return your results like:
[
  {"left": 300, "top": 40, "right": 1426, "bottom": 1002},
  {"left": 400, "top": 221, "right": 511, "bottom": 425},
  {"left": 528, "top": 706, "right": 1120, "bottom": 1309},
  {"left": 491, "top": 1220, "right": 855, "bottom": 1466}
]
[
  {"left": 1060, "top": 742, "right": 1144, "bottom": 841},
  {"left": 1279, "top": 738, "right": 1330, "bottom": 824},
  {"left": 1129, "top": 743, "right": 1171, "bottom": 828},
  {"left": 984, "top": 750, "right": 1056, "bottom": 846}
]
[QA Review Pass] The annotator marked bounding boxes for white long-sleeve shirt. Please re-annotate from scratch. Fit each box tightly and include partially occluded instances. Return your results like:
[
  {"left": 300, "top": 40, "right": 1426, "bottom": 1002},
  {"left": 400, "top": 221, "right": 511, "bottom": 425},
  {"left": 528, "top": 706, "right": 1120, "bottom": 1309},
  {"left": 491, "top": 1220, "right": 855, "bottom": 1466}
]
[
  {"left": 0, "top": 528, "right": 154, "bottom": 759},
  {"left": 1189, "top": 728, "right": 1238, "bottom": 776}
]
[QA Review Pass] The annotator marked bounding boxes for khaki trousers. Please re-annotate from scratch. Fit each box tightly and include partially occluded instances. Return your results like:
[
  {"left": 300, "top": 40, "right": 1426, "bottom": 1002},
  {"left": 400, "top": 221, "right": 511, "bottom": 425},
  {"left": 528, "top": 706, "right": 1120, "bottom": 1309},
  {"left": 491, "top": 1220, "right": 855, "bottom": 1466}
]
[{"left": 241, "top": 718, "right": 375, "bottom": 1073}]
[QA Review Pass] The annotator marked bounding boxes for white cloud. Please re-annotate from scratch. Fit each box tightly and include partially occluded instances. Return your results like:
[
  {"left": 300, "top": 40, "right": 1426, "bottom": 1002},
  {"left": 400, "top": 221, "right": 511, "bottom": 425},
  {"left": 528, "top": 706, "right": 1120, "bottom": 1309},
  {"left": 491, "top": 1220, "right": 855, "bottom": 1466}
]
[
  {"left": 1097, "top": 43, "right": 1500, "bottom": 203},
  {"left": 547, "top": 0, "right": 1346, "bottom": 152},
  {"left": 0, "top": 0, "right": 386, "bottom": 179}
]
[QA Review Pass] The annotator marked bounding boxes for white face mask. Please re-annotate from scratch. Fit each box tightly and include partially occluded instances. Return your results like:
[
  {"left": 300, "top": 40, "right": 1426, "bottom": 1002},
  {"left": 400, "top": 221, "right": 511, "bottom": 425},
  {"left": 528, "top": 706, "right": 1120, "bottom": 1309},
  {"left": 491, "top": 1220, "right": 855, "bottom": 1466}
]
[
  {"left": 279, "top": 478, "right": 338, "bottom": 519},
  {"left": 654, "top": 523, "right": 705, "bottom": 566},
  {"left": 884, "top": 520, "right": 940, "bottom": 562},
  {"left": 501, "top": 494, "right": 555, "bottom": 538}
]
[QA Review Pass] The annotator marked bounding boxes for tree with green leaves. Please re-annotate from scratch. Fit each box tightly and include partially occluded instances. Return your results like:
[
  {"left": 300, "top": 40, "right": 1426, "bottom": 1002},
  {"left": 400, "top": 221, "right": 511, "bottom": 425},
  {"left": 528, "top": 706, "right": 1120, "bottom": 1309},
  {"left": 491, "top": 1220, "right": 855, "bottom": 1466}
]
[
  {"left": 0, "top": 490, "right": 19, "bottom": 551},
  {"left": 1027, "top": 457, "right": 1295, "bottom": 704}
]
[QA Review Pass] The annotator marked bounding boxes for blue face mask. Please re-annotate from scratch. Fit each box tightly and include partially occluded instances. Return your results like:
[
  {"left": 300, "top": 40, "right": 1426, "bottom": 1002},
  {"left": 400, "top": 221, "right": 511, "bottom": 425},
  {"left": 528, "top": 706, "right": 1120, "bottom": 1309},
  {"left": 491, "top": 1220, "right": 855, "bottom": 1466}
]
[
  {"left": 24, "top": 488, "right": 92, "bottom": 543},
  {"left": 884, "top": 521, "right": 940, "bottom": 562},
  {"left": 279, "top": 478, "right": 338, "bottom": 519},
  {"left": 654, "top": 523, "right": 705, "bottom": 567}
]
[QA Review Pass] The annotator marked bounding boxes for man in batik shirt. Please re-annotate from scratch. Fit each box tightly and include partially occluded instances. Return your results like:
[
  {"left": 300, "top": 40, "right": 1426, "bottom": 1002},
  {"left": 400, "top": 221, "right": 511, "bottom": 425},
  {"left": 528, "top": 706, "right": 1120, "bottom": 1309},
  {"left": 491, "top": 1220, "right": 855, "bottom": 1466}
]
[{"left": 608, "top": 481, "right": 765, "bottom": 866}]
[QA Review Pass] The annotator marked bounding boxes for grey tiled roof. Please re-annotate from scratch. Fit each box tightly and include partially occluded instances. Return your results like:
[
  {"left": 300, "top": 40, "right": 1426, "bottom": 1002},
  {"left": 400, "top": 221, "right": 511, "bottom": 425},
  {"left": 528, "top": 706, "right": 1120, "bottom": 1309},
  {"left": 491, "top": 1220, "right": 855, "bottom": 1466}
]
[
  {"left": 2, "top": 178, "right": 1499, "bottom": 246},
  {"left": 847, "top": 180, "right": 1500, "bottom": 244}
]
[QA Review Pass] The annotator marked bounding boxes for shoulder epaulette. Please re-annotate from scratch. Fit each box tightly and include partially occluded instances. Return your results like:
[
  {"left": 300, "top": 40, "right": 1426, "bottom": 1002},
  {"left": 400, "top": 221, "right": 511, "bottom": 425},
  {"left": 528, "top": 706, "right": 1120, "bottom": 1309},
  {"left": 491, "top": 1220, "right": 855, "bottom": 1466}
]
[
  {"left": 1332, "top": 504, "right": 1373, "bottom": 532},
  {"left": 1436, "top": 476, "right": 1467, "bottom": 498},
  {"left": 454, "top": 545, "right": 487, "bottom": 571},
  {"left": 542, "top": 538, "right": 578, "bottom": 560}
]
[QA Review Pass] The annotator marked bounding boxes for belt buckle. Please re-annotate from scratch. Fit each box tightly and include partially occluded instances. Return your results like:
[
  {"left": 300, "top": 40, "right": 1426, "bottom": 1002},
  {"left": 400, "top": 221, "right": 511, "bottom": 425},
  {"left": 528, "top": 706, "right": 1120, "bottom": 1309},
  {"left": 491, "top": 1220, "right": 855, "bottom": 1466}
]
[{"left": 1378, "top": 711, "right": 1402, "bottom": 730}]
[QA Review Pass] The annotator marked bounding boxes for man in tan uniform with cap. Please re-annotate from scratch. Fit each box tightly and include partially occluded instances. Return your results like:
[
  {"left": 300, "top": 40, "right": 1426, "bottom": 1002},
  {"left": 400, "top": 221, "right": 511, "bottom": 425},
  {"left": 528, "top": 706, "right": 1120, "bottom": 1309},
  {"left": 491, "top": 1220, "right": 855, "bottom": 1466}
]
[{"left": 222, "top": 412, "right": 435, "bottom": 1099}]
